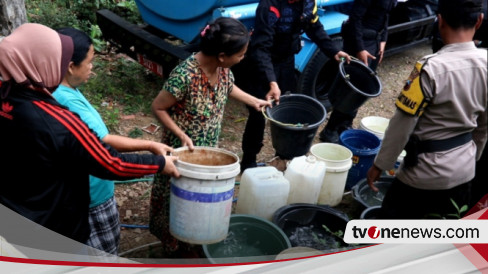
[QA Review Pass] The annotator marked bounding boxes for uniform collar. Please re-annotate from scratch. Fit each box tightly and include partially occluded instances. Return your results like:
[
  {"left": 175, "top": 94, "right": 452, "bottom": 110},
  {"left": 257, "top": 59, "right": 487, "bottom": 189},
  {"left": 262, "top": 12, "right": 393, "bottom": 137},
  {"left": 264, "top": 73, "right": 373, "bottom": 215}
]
[{"left": 437, "top": 41, "right": 478, "bottom": 53}]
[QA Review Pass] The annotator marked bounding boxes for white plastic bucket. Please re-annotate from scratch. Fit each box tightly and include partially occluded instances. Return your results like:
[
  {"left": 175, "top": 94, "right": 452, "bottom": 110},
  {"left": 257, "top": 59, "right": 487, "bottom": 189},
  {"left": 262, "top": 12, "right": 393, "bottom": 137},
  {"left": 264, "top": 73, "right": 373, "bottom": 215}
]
[
  {"left": 310, "top": 143, "right": 353, "bottom": 206},
  {"left": 359, "top": 116, "right": 390, "bottom": 140},
  {"left": 169, "top": 146, "right": 240, "bottom": 244}
]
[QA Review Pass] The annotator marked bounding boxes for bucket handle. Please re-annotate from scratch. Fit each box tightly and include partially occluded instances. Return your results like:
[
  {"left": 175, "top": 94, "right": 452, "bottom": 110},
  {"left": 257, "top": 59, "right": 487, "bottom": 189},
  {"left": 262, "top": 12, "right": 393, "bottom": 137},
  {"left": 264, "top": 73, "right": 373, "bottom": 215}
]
[
  {"left": 261, "top": 99, "right": 309, "bottom": 128},
  {"left": 340, "top": 57, "right": 378, "bottom": 79}
]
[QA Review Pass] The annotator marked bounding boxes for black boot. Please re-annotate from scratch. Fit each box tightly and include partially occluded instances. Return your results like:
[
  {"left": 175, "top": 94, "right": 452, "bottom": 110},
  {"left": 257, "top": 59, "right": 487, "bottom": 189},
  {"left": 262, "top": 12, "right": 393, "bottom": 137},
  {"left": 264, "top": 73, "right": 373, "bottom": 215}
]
[
  {"left": 319, "top": 128, "right": 339, "bottom": 143},
  {"left": 240, "top": 153, "right": 257, "bottom": 173}
]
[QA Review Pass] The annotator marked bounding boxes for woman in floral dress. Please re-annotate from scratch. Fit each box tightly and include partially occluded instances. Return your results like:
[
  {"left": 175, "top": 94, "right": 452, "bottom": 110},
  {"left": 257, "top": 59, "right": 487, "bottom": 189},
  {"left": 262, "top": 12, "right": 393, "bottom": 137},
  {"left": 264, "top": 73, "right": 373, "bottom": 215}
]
[{"left": 149, "top": 17, "right": 271, "bottom": 257}]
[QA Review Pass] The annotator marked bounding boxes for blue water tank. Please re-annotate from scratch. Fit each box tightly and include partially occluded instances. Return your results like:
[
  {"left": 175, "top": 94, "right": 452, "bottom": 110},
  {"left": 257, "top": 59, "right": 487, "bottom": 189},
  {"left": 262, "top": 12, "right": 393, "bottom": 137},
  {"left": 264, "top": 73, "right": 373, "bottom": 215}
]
[
  {"left": 135, "top": 0, "right": 257, "bottom": 42},
  {"left": 135, "top": 0, "right": 353, "bottom": 43}
]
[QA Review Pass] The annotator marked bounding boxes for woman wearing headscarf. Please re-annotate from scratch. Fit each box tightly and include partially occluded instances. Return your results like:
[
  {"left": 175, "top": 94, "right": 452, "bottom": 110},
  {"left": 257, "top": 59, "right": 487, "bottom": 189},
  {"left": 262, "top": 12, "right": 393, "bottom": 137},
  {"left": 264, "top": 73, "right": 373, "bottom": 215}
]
[{"left": 0, "top": 23, "right": 179, "bottom": 244}]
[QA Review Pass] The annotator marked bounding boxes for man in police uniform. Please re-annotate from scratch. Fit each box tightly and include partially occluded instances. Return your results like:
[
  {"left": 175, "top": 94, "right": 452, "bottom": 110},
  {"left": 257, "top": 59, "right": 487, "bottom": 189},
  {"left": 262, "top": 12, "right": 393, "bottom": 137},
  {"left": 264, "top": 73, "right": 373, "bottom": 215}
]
[
  {"left": 236, "top": 0, "right": 350, "bottom": 171},
  {"left": 366, "top": 0, "right": 487, "bottom": 219}
]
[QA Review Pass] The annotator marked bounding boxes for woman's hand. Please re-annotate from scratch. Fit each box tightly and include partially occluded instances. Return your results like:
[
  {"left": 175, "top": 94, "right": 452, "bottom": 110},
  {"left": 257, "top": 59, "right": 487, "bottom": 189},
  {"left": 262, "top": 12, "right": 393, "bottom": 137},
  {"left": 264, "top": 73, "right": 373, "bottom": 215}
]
[
  {"left": 179, "top": 134, "right": 194, "bottom": 151},
  {"left": 149, "top": 142, "right": 174, "bottom": 156},
  {"left": 162, "top": 155, "right": 180, "bottom": 177},
  {"left": 251, "top": 98, "right": 272, "bottom": 112}
]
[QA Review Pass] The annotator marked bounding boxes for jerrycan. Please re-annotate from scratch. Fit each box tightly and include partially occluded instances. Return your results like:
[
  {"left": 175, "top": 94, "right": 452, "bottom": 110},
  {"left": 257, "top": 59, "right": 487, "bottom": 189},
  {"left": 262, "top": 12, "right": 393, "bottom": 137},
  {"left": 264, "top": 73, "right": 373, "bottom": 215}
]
[
  {"left": 236, "top": 166, "right": 290, "bottom": 221},
  {"left": 285, "top": 155, "right": 326, "bottom": 204}
]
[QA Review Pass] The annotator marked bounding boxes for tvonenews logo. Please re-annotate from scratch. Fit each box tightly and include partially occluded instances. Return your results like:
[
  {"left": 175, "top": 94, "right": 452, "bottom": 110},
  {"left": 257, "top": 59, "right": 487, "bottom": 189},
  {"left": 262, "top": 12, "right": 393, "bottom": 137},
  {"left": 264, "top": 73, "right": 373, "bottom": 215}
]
[{"left": 344, "top": 220, "right": 488, "bottom": 244}]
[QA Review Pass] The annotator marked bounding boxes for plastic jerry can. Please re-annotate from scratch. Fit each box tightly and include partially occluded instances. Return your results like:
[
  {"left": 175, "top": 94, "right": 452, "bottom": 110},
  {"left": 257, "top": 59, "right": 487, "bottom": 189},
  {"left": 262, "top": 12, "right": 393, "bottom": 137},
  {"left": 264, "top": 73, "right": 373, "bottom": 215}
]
[
  {"left": 236, "top": 166, "right": 290, "bottom": 220},
  {"left": 384, "top": 150, "right": 407, "bottom": 177},
  {"left": 285, "top": 155, "right": 326, "bottom": 204}
]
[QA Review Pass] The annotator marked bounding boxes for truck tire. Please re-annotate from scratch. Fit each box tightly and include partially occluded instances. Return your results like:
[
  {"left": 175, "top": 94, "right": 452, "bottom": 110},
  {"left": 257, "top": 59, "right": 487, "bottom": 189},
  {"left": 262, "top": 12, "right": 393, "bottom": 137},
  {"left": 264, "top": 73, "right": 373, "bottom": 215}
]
[{"left": 296, "top": 37, "right": 342, "bottom": 112}]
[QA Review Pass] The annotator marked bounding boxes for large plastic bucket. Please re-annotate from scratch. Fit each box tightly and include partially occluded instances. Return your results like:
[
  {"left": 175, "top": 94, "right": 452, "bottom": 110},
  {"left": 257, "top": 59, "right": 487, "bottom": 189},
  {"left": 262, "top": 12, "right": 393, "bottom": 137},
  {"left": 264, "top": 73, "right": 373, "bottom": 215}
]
[
  {"left": 202, "top": 214, "right": 291, "bottom": 264},
  {"left": 265, "top": 94, "right": 326, "bottom": 159},
  {"left": 360, "top": 206, "right": 382, "bottom": 219},
  {"left": 352, "top": 176, "right": 393, "bottom": 208},
  {"left": 359, "top": 116, "right": 390, "bottom": 140},
  {"left": 169, "top": 146, "right": 240, "bottom": 244},
  {"left": 310, "top": 143, "right": 353, "bottom": 206},
  {"left": 339, "top": 129, "right": 381, "bottom": 190},
  {"left": 328, "top": 60, "right": 382, "bottom": 114},
  {"left": 271, "top": 204, "right": 351, "bottom": 252}
]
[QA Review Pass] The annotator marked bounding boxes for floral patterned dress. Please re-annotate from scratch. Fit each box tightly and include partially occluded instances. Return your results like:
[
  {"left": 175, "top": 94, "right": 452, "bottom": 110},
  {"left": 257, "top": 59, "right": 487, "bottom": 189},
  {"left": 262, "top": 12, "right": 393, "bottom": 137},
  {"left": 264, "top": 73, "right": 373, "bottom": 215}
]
[{"left": 149, "top": 53, "right": 234, "bottom": 257}]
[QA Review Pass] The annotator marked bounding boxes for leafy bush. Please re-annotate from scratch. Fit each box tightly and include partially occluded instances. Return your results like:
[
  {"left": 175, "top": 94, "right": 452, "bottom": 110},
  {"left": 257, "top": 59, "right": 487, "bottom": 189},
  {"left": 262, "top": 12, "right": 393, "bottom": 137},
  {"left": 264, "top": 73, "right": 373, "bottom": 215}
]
[
  {"left": 27, "top": 1, "right": 83, "bottom": 31},
  {"left": 80, "top": 55, "right": 164, "bottom": 132},
  {"left": 25, "top": 1, "right": 158, "bottom": 133},
  {"left": 26, "top": 0, "right": 142, "bottom": 52}
]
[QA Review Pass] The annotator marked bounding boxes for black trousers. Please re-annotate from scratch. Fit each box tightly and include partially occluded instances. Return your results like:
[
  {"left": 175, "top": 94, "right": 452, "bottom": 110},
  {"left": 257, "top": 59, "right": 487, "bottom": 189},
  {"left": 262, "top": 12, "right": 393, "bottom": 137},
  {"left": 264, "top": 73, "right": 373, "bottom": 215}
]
[
  {"left": 240, "top": 55, "right": 297, "bottom": 161},
  {"left": 325, "top": 33, "right": 380, "bottom": 133},
  {"left": 380, "top": 178, "right": 471, "bottom": 219}
]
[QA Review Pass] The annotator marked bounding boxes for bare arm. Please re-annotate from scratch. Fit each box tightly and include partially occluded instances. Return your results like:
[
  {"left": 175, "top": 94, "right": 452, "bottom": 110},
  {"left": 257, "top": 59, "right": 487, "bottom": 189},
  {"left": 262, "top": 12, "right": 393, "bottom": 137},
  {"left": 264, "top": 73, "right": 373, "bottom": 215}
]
[
  {"left": 229, "top": 84, "right": 272, "bottom": 111},
  {"left": 102, "top": 134, "right": 173, "bottom": 155},
  {"left": 151, "top": 90, "right": 194, "bottom": 150}
]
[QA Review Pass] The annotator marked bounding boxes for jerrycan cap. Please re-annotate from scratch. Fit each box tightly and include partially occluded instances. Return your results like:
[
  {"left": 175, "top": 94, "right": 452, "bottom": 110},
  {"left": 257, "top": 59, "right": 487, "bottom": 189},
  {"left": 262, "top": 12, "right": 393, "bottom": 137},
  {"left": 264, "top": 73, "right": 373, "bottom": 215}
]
[{"left": 306, "top": 155, "right": 317, "bottom": 163}]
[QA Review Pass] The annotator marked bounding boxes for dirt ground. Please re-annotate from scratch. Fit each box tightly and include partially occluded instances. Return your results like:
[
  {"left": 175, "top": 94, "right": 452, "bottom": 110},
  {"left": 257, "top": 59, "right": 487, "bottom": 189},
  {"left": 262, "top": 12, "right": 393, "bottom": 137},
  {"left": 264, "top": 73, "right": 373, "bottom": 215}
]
[{"left": 114, "top": 42, "right": 433, "bottom": 257}]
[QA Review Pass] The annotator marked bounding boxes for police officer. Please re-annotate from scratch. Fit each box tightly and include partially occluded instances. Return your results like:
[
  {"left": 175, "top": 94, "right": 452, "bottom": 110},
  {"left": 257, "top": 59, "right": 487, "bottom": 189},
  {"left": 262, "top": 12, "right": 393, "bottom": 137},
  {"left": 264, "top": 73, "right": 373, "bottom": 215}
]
[
  {"left": 366, "top": 0, "right": 487, "bottom": 219},
  {"left": 319, "top": 0, "right": 397, "bottom": 143},
  {"left": 236, "top": 0, "right": 350, "bottom": 171}
]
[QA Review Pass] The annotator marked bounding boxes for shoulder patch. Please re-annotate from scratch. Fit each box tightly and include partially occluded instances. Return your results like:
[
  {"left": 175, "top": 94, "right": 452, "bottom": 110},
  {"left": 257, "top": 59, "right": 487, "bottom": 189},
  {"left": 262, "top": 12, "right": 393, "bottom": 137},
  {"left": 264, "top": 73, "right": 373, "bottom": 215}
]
[
  {"left": 395, "top": 61, "right": 429, "bottom": 116},
  {"left": 270, "top": 6, "right": 280, "bottom": 18}
]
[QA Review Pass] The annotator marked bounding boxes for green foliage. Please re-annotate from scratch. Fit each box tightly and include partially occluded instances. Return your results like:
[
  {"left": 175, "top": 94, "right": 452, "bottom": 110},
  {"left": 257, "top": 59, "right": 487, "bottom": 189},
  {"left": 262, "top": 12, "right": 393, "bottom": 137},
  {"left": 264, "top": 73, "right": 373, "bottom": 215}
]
[
  {"left": 102, "top": 107, "right": 120, "bottom": 133},
  {"left": 310, "top": 225, "right": 346, "bottom": 249},
  {"left": 80, "top": 55, "right": 163, "bottom": 132},
  {"left": 425, "top": 199, "right": 469, "bottom": 219},
  {"left": 25, "top": 0, "right": 142, "bottom": 52},
  {"left": 27, "top": 1, "right": 83, "bottom": 31},
  {"left": 322, "top": 224, "right": 344, "bottom": 239},
  {"left": 128, "top": 128, "right": 143, "bottom": 138},
  {"left": 25, "top": 1, "right": 160, "bottom": 133},
  {"left": 89, "top": 25, "right": 105, "bottom": 53},
  {"left": 115, "top": 1, "right": 142, "bottom": 24}
]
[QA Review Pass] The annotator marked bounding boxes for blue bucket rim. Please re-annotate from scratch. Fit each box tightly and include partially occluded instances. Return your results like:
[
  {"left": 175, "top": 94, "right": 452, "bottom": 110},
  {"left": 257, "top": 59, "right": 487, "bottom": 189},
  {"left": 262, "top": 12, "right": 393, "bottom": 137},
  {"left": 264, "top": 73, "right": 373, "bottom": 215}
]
[{"left": 339, "top": 129, "right": 381, "bottom": 155}]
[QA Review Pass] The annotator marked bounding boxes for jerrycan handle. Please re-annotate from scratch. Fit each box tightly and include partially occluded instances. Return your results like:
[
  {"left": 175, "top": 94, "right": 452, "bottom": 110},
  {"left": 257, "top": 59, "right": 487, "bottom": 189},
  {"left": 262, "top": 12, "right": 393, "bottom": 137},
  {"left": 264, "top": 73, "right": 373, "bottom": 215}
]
[{"left": 306, "top": 155, "right": 317, "bottom": 163}]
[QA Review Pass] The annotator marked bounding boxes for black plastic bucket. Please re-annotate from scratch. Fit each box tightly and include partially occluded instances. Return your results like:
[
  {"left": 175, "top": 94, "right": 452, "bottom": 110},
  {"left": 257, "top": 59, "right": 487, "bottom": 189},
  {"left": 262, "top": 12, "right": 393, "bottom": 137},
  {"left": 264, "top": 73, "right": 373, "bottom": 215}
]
[
  {"left": 360, "top": 206, "right": 382, "bottom": 219},
  {"left": 328, "top": 60, "right": 382, "bottom": 114},
  {"left": 271, "top": 204, "right": 351, "bottom": 252},
  {"left": 265, "top": 94, "right": 326, "bottom": 159}
]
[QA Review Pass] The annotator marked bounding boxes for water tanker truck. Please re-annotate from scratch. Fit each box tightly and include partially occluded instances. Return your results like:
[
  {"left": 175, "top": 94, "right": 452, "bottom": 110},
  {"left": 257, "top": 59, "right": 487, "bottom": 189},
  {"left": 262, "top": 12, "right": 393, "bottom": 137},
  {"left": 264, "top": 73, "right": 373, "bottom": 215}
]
[{"left": 97, "top": 0, "right": 438, "bottom": 109}]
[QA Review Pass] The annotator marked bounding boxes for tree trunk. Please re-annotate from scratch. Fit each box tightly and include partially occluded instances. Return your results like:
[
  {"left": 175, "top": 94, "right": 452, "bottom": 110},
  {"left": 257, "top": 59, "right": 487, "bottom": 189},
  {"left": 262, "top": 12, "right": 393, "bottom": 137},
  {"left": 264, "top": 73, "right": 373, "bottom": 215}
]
[{"left": 0, "top": 0, "right": 27, "bottom": 37}]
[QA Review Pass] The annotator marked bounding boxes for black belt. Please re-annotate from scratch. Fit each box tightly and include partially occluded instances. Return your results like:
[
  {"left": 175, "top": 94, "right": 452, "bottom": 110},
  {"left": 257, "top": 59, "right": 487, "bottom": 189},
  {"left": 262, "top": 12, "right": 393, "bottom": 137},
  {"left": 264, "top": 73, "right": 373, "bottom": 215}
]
[
  {"left": 403, "top": 132, "right": 473, "bottom": 168},
  {"left": 418, "top": 132, "right": 473, "bottom": 153}
]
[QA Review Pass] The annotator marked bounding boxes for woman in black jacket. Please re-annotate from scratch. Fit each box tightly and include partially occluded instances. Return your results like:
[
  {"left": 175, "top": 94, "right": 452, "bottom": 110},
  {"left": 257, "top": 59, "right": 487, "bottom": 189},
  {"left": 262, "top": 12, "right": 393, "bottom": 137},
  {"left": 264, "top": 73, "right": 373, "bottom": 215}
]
[{"left": 0, "top": 23, "right": 179, "bottom": 246}]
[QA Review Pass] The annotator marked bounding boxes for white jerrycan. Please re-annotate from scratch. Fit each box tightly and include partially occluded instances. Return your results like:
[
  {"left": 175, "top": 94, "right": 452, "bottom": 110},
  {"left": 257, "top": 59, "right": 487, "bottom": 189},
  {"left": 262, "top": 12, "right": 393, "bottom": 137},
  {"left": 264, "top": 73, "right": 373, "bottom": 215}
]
[
  {"left": 236, "top": 166, "right": 290, "bottom": 220},
  {"left": 285, "top": 155, "right": 326, "bottom": 204}
]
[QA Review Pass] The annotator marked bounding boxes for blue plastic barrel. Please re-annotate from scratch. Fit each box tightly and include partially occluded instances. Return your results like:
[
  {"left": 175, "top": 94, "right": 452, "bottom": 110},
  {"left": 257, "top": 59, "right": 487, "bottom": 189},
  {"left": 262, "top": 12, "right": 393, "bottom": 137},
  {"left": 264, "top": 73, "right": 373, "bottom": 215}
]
[{"left": 339, "top": 129, "right": 381, "bottom": 190}]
